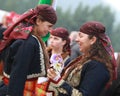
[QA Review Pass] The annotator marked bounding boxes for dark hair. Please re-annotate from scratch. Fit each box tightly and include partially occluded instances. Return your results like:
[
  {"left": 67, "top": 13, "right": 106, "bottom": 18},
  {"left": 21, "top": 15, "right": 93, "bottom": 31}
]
[{"left": 88, "top": 35, "right": 113, "bottom": 81}]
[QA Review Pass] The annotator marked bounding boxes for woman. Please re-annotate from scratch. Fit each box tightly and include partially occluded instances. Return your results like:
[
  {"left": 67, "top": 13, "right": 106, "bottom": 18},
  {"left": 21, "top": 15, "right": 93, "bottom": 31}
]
[
  {"left": 35, "top": 27, "right": 71, "bottom": 96},
  {"left": 48, "top": 27, "right": 71, "bottom": 67},
  {"left": 0, "top": 4, "right": 57, "bottom": 96},
  {"left": 47, "top": 21, "right": 117, "bottom": 96}
]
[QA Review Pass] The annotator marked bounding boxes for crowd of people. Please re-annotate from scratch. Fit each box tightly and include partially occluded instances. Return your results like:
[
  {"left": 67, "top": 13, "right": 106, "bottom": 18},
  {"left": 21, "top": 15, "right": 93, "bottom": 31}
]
[{"left": 0, "top": 1, "right": 119, "bottom": 96}]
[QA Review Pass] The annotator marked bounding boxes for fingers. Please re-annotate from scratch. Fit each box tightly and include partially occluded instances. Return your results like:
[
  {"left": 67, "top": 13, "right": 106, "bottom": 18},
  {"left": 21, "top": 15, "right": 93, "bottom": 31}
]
[{"left": 47, "top": 68, "right": 57, "bottom": 79}]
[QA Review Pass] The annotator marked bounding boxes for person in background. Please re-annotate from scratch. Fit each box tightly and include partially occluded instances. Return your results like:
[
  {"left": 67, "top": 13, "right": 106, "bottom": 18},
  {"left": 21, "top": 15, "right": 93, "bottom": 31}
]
[
  {"left": 0, "top": 4, "right": 57, "bottom": 96},
  {"left": 69, "top": 31, "right": 82, "bottom": 60},
  {"left": 35, "top": 27, "right": 71, "bottom": 96},
  {"left": 47, "top": 21, "right": 117, "bottom": 96},
  {"left": 48, "top": 27, "right": 71, "bottom": 67}
]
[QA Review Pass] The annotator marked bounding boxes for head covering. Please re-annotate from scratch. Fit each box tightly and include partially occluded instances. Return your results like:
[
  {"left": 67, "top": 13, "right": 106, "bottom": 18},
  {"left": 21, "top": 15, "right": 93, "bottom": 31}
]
[
  {"left": 80, "top": 21, "right": 117, "bottom": 80},
  {"left": 38, "top": 0, "right": 58, "bottom": 42},
  {"left": 5, "top": 11, "right": 20, "bottom": 27},
  {"left": 50, "top": 27, "right": 70, "bottom": 53},
  {"left": 0, "top": 4, "right": 57, "bottom": 53}
]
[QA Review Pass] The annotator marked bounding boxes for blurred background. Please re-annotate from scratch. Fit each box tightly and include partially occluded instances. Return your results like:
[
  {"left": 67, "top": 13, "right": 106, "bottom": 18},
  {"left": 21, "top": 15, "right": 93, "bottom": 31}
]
[{"left": 0, "top": 0, "right": 120, "bottom": 51}]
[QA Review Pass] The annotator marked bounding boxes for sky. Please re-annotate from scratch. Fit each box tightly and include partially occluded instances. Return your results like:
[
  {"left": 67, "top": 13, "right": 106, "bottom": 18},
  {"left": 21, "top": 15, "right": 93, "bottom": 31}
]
[
  {"left": 103, "top": 0, "right": 120, "bottom": 12},
  {"left": 102, "top": 0, "right": 120, "bottom": 22}
]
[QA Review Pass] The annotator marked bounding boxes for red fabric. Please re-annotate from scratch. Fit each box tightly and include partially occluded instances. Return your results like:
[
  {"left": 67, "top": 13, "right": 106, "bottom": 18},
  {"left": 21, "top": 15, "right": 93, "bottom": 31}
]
[
  {"left": 5, "top": 11, "right": 20, "bottom": 27},
  {"left": 50, "top": 27, "right": 69, "bottom": 40},
  {"left": 3, "top": 76, "right": 38, "bottom": 96},
  {"left": 0, "top": 61, "right": 3, "bottom": 75},
  {"left": 2, "top": 77, "right": 9, "bottom": 85}
]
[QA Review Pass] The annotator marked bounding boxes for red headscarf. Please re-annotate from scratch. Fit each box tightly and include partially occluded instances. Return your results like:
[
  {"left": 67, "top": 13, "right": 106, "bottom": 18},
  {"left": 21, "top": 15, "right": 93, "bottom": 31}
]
[
  {"left": 80, "top": 21, "right": 117, "bottom": 80},
  {"left": 5, "top": 11, "right": 20, "bottom": 27},
  {"left": 50, "top": 27, "right": 71, "bottom": 54},
  {"left": 0, "top": 4, "right": 57, "bottom": 53}
]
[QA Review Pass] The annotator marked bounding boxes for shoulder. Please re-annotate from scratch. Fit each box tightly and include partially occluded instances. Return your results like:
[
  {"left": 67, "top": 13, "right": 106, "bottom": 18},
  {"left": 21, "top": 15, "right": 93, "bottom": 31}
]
[
  {"left": 84, "top": 60, "right": 106, "bottom": 68},
  {"left": 82, "top": 60, "right": 109, "bottom": 76},
  {"left": 9, "top": 35, "right": 40, "bottom": 51},
  {"left": 22, "top": 35, "right": 42, "bottom": 48}
]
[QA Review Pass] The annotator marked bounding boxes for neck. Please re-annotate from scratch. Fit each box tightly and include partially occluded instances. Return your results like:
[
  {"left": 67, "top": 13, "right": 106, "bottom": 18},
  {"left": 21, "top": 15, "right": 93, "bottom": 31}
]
[{"left": 52, "top": 48, "right": 63, "bottom": 55}]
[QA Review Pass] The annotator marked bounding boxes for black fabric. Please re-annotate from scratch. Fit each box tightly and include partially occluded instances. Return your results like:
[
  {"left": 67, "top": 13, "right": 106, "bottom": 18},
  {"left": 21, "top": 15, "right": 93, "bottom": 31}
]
[
  {"left": 0, "top": 27, "right": 6, "bottom": 40},
  {"left": 0, "top": 81, "right": 7, "bottom": 96},
  {"left": 59, "top": 60, "right": 110, "bottom": 96},
  {"left": 0, "top": 35, "right": 46, "bottom": 95},
  {"left": 100, "top": 75, "right": 120, "bottom": 96}
]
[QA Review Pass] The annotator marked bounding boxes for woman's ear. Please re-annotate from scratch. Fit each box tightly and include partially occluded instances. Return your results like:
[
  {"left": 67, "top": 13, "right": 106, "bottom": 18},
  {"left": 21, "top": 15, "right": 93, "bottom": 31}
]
[
  {"left": 36, "top": 18, "right": 41, "bottom": 25},
  {"left": 90, "top": 36, "right": 97, "bottom": 45}
]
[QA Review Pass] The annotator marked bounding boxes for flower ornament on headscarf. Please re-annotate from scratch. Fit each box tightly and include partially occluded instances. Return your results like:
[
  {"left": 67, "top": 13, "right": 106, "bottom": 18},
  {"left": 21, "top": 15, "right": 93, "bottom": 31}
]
[
  {"left": 0, "top": 4, "right": 57, "bottom": 53},
  {"left": 80, "top": 21, "right": 117, "bottom": 80}
]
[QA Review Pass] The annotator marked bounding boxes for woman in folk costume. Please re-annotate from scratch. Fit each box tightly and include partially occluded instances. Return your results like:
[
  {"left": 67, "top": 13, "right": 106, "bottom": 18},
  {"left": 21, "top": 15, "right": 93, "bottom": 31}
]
[
  {"left": 35, "top": 27, "right": 71, "bottom": 96},
  {"left": 0, "top": 4, "right": 57, "bottom": 96},
  {"left": 47, "top": 21, "right": 117, "bottom": 96},
  {"left": 48, "top": 27, "right": 71, "bottom": 67}
]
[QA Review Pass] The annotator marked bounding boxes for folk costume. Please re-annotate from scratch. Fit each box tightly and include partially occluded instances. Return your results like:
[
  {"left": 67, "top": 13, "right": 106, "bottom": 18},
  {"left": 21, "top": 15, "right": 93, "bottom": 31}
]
[
  {"left": 0, "top": 4, "right": 57, "bottom": 96},
  {"left": 35, "top": 27, "right": 71, "bottom": 96},
  {"left": 48, "top": 27, "right": 71, "bottom": 67},
  {"left": 45, "top": 21, "right": 117, "bottom": 96}
]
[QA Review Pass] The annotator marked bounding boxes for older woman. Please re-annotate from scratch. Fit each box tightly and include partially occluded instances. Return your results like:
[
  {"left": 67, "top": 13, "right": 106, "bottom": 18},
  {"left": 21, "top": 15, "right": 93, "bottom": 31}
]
[
  {"left": 0, "top": 4, "right": 57, "bottom": 96},
  {"left": 47, "top": 21, "right": 117, "bottom": 96}
]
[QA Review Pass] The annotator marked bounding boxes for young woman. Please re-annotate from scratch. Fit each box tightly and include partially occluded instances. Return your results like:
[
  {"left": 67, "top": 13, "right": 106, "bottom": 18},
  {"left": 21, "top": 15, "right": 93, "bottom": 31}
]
[
  {"left": 35, "top": 27, "right": 71, "bottom": 96},
  {"left": 48, "top": 27, "right": 71, "bottom": 67},
  {"left": 0, "top": 4, "right": 57, "bottom": 96},
  {"left": 47, "top": 21, "right": 117, "bottom": 96}
]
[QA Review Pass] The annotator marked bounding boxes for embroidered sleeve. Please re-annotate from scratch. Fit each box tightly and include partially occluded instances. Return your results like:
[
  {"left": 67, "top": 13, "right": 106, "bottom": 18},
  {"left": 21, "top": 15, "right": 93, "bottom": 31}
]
[
  {"left": 72, "top": 89, "right": 83, "bottom": 96},
  {"left": 49, "top": 79, "right": 83, "bottom": 96}
]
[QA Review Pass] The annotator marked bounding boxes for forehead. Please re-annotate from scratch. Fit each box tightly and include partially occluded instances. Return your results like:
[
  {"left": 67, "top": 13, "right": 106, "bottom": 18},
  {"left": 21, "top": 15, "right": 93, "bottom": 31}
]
[
  {"left": 43, "top": 21, "right": 53, "bottom": 26},
  {"left": 50, "top": 34, "right": 61, "bottom": 39},
  {"left": 79, "top": 32, "right": 89, "bottom": 36}
]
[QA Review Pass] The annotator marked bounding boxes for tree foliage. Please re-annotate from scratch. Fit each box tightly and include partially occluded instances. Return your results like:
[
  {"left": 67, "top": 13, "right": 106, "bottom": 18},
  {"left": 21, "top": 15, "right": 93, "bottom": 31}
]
[{"left": 0, "top": 0, "right": 38, "bottom": 13}]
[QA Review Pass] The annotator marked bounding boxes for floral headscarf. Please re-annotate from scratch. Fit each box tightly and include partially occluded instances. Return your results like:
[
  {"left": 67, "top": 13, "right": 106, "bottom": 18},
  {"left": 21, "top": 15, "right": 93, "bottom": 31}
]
[{"left": 80, "top": 21, "right": 117, "bottom": 80}]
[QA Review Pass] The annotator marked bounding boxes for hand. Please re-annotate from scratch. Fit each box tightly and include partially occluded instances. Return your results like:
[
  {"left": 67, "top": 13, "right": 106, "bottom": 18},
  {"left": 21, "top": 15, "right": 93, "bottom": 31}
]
[
  {"left": 47, "top": 68, "right": 57, "bottom": 79},
  {"left": 47, "top": 68, "right": 61, "bottom": 81}
]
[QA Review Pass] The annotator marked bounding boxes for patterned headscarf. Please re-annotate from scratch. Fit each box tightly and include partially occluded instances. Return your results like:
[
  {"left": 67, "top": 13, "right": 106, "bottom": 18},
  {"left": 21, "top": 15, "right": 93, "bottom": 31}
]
[
  {"left": 80, "top": 21, "right": 117, "bottom": 80},
  {"left": 0, "top": 4, "right": 57, "bottom": 53},
  {"left": 50, "top": 27, "right": 71, "bottom": 54}
]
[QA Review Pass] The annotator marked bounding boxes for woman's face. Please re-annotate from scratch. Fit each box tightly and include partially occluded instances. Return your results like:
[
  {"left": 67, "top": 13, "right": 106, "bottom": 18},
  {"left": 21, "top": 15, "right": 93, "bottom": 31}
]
[
  {"left": 76, "top": 32, "right": 96, "bottom": 53},
  {"left": 49, "top": 34, "right": 66, "bottom": 50},
  {"left": 35, "top": 19, "right": 53, "bottom": 37}
]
